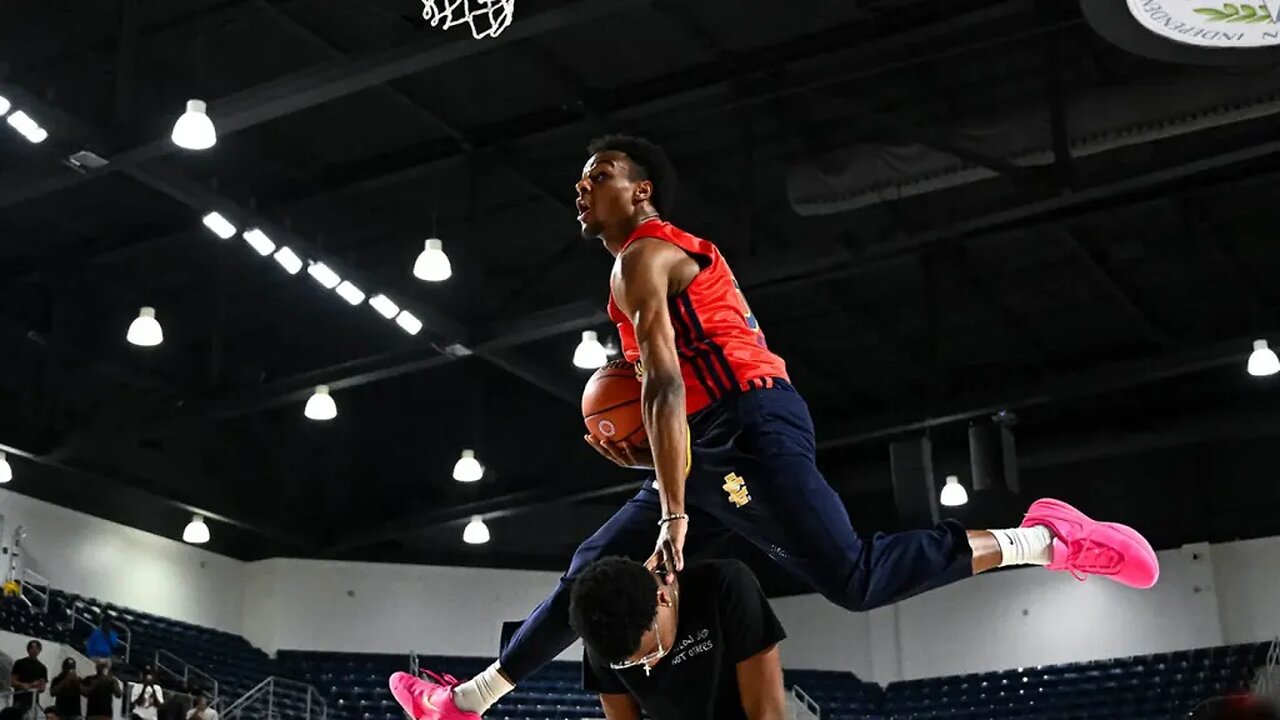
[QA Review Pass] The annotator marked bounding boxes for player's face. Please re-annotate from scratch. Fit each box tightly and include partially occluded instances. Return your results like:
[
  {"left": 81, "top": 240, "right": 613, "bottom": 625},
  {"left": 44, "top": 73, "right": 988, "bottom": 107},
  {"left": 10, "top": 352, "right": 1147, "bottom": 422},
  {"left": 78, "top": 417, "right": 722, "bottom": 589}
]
[
  {"left": 611, "top": 573, "right": 679, "bottom": 673},
  {"left": 576, "top": 152, "right": 645, "bottom": 239}
]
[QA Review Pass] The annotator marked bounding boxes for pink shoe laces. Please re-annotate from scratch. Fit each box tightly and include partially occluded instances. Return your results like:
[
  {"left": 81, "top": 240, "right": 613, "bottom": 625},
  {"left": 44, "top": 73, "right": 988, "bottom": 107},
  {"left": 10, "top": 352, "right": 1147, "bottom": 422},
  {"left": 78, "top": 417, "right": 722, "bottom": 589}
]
[
  {"left": 417, "top": 669, "right": 462, "bottom": 688},
  {"left": 1062, "top": 536, "right": 1123, "bottom": 581}
]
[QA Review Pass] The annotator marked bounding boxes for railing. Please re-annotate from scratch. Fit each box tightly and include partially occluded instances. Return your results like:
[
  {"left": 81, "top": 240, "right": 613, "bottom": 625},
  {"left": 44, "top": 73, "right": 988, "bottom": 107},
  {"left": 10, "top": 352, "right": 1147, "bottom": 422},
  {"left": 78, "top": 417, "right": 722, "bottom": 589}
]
[
  {"left": 1254, "top": 636, "right": 1280, "bottom": 697},
  {"left": 0, "top": 688, "right": 42, "bottom": 715},
  {"left": 155, "top": 648, "right": 220, "bottom": 702},
  {"left": 18, "top": 569, "right": 52, "bottom": 615},
  {"left": 790, "top": 684, "right": 822, "bottom": 720},
  {"left": 65, "top": 601, "right": 133, "bottom": 664},
  {"left": 222, "top": 676, "right": 328, "bottom": 720}
]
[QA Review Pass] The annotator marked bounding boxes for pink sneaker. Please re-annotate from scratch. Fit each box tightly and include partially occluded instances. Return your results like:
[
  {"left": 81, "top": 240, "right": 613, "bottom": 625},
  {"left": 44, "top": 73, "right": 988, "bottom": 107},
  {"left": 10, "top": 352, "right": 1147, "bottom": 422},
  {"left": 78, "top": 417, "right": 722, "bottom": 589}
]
[
  {"left": 388, "top": 671, "right": 479, "bottom": 720},
  {"left": 1021, "top": 498, "right": 1159, "bottom": 589}
]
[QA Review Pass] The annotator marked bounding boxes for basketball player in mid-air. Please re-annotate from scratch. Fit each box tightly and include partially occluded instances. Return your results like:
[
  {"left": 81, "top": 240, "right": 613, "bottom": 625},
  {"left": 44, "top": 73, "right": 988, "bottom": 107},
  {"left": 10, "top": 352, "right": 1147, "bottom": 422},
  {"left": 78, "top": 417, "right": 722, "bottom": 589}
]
[{"left": 388, "top": 136, "right": 1161, "bottom": 720}]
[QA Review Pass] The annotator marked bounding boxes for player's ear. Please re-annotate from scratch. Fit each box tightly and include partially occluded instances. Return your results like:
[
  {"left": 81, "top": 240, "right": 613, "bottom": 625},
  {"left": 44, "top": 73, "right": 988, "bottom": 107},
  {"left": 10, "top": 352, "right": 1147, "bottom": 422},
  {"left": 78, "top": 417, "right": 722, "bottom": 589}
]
[
  {"left": 656, "top": 586, "right": 674, "bottom": 608},
  {"left": 633, "top": 179, "right": 653, "bottom": 206}
]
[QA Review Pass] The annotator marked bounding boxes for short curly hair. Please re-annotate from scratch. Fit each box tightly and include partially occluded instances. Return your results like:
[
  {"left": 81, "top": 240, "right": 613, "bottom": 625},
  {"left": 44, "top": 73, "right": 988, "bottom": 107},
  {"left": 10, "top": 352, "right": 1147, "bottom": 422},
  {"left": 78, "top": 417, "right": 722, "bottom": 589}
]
[
  {"left": 569, "top": 556, "right": 658, "bottom": 664},
  {"left": 586, "top": 134, "right": 678, "bottom": 215}
]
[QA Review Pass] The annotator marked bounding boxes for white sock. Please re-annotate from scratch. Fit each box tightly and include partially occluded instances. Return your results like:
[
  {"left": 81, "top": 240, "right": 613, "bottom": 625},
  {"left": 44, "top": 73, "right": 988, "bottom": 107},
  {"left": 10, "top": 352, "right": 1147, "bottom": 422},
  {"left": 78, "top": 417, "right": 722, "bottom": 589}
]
[
  {"left": 452, "top": 662, "right": 515, "bottom": 714},
  {"left": 991, "top": 525, "right": 1054, "bottom": 567}
]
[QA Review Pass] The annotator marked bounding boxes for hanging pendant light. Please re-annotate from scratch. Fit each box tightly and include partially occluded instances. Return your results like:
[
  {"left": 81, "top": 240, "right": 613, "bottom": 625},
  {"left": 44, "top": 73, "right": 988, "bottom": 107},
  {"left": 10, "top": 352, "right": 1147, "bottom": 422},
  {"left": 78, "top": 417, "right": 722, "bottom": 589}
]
[
  {"left": 126, "top": 307, "right": 164, "bottom": 347},
  {"left": 171, "top": 100, "right": 217, "bottom": 150}
]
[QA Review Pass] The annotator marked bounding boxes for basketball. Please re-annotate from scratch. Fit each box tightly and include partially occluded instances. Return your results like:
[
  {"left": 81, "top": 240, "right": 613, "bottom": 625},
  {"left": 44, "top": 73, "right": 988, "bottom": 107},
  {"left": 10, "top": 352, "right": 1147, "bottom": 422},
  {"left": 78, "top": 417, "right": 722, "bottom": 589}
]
[{"left": 582, "top": 359, "right": 647, "bottom": 446}]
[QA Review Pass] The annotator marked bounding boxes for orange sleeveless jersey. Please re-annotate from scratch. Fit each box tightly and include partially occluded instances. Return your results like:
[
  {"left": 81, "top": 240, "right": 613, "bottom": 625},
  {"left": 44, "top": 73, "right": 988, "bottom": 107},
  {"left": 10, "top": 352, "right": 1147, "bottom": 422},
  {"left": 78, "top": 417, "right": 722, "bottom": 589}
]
[{"left": 606, "top": 219, "right": 789, "bottom": 415}]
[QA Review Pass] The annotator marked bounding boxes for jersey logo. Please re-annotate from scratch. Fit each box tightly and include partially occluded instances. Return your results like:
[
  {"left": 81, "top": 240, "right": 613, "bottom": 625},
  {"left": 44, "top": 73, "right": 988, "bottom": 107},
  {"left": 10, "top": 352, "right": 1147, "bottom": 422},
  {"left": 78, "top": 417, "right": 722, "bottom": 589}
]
[
  {"left": 722, "top": 473, "right": 752, "bottom": 508},
  {"left": 731, "top": 277, "right": 769, "bottom": 348}
]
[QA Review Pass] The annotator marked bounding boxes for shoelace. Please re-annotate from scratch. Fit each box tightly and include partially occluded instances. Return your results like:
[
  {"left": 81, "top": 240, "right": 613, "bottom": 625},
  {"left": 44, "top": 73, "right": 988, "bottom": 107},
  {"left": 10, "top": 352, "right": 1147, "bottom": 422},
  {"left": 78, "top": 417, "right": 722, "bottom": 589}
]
[
  {"left": 417, "top": 669, "right": 461, "bottom": 688},
  {"left": 1064, "top": 537, "right": 1123, "bottom": 581}
]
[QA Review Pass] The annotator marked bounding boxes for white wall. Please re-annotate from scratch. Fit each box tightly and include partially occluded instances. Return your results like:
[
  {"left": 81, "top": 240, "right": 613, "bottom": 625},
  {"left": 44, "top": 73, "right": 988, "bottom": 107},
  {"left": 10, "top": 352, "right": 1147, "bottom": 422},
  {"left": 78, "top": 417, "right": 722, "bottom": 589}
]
[
  {"left": 0, "top": 628, "right": 93, "bottom": 677},
  {"left": 0, "top": 490, "right": 246, "bottom": 634},
  {"left": 891, "top": 543, "right": 1223, "bottom": 681},
  {"left": 769, "top": 594, "right": 873, "bottom": 678},
  {"left": 241, "top": 558, "right": 584, "bottom": 662},
  {"left": 6, "top": 486, "right": 1280, "bottom": 685},
  {"left": 1213, "top": 535, "right": 1280, "bottom": 644}
]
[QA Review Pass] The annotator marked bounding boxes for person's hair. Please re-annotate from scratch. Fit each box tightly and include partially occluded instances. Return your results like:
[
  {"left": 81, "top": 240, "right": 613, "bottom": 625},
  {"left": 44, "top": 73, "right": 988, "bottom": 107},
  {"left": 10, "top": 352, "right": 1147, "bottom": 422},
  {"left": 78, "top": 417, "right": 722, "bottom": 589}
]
[
  {"left": 568, "top": 556, "right": 659, "bottom": 664},
  {"left": 42, "top": 708, "right": 57, "bottom": 718},
  {"left": 586, "top": 134, "right": 678, "bottom": 215},
  {"left": 61, "top": 658, "right": 75, "bottom": 671},
  {"left": 26, "top": 640, "right": 41, "bottom": 652}
]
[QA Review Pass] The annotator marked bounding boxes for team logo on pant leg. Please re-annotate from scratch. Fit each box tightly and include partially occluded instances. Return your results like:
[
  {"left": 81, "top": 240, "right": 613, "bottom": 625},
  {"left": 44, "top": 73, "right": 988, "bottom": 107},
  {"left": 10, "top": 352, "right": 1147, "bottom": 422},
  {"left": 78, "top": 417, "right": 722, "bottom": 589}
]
[{"left": 722, "top": 473, "right": 752, "bottom": 508}]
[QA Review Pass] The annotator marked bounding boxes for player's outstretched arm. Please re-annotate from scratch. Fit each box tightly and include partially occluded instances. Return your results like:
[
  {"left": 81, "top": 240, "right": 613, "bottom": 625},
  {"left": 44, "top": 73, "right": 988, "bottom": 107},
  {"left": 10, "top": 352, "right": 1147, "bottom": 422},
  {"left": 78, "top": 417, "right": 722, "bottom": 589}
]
[
  {"left": 613, "top": 237, "right": 692, "bottom": 575},
  {"left": 598, "top": 693, "right": 642, "bottom": 720},
  {"left": 737, "top": 645, "right": 788, "bottom": 720}
]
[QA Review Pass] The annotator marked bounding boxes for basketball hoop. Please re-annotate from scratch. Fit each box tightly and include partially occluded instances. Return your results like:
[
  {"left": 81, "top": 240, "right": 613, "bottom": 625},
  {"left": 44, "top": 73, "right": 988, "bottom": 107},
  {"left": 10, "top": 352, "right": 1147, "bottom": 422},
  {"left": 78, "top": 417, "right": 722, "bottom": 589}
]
[{"left": 421, "top": 0, "right": 515, "bottom": 39}]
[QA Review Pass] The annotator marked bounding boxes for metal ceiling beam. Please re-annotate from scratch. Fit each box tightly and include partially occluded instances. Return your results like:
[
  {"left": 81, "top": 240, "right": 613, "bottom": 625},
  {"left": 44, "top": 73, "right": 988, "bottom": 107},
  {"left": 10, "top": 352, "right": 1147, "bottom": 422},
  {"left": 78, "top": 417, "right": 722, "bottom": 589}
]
[
  {"left": 120, "top": 164, "right": 579, "bottom": 406},
  {"left": 329, "top": 335, "right": 1280, "bottom": 551},
  {"left": 202, "top": 135, "right": 1280, "bottom": 415},
  {"left": 0, "top": 0, "right": 649, "bottom": 209},
  {"left": 6, "top": 1, "right": 1065, "bottom": 281},
  {"left": 251, "top": 0, "right": 1055, "bottom": 218},
  {"left": 1059, "top": 229, "right": 1172, "bottom": 347},
  {"left": 198, "top": 301, "right": 606, "bottom": 419},
  {"left": 323, "top": 479, "right": 643, "bottom": 553},
  {"left": 0, "top": 439, "right": 311, "bottom": 548},
  {"left": 816, "top": 330, "right": 1273, "bottom": 450},
  {"left": 251, "top": 0, "right": 578, "bottom": 220},
  {"left": 852, "top": 110, "right": 1045, "bottom": 183},
  {"left": 328, "top": 372, "right": 1280, "bottom": 552}
]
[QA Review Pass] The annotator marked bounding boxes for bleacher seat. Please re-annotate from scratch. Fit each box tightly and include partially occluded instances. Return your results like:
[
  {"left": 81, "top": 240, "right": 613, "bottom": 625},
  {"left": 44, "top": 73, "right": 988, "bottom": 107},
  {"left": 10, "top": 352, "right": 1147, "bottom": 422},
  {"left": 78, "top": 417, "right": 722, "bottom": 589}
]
[{"left": 0, "top": 589, "right": 1269, "bottom": 720}]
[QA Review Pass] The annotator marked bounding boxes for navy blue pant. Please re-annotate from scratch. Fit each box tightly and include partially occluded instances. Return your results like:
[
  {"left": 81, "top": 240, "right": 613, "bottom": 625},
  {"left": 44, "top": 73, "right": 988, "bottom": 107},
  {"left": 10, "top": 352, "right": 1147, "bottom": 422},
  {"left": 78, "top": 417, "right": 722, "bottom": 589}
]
[{"left": 499, "top": 381, "right": 973, "bottom": 681}]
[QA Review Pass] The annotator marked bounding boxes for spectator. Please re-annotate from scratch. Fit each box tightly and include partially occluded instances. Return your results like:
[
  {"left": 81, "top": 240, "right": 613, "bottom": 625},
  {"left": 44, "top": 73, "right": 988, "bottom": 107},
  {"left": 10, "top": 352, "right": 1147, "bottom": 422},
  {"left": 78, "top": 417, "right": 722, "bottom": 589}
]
[
  {"left": 0, "top": 648, "right": 13, "bottom": 693},
  {"left": 84, "top": 619, "right": 118, "bottom": 663},
  {"left": 156, "top": 684, "right": 189, "bottom": 720},
  {"left": 10, "top": 641, "right": 47, "bottom": 714},
  {"left": 128, "top": 670, "right": 162, "bottom": 720},
  {"left": 49, "top": 659, "right": 81, "bottom": 720},
  {"left": 79, "top": 661, "right": 119, "bottom": 720},
  {"left": 1193, "top": 695, "right": 1280, "bottom": 720},
  {"left": 185, "top": 694, "right": 216, "bottom": 720},
  {"left": 42, "top": 708, "right": 58, "bottom": 720}
]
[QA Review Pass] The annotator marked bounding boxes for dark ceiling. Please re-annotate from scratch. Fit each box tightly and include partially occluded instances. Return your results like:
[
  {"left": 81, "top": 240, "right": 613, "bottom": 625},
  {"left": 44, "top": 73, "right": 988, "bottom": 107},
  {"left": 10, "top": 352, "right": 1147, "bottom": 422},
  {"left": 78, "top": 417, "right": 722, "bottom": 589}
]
[{"left": 2, "top": 0, "right": 1280, "bottom": 593}]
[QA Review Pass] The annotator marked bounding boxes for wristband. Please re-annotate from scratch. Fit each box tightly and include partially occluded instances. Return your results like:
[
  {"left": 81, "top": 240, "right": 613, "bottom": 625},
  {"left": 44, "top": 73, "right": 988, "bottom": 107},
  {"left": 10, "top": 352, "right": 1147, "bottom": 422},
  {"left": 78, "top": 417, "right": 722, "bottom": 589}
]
[{"left": 658, "top": 513, "right": 689, "bottom": 526}]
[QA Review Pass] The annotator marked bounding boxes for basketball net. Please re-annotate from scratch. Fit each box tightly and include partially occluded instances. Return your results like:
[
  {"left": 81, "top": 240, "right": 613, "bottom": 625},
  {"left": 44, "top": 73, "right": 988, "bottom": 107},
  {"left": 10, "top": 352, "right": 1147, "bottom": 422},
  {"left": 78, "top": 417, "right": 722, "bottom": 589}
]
[{"left": 421, "top": 0, "right": 515, "bottom": 39}]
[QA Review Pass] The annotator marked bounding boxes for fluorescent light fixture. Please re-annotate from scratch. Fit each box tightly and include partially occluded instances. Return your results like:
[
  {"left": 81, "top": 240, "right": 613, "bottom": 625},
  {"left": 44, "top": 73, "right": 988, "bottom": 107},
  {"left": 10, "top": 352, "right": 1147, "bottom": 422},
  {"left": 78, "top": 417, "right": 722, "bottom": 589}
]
[
  {"left": 395, "top": 311, "right": 423, "bottom": 335},
  {"left": 202, "top": 212, "right": 237, "bottom": 239},
  {"left": 242, "top": 228, "right": 276, "bottom": 256},
  {"left": 335, "top": 280, "right": 366, "bottom": 306},
  {"left": 273, "top": 246, "right": 303, "bottom": 275},
  {"left": 369, "top": 294, "right": 400, "bottom": 319},
  {"left": 307, "top": 262, "right": 341, "bottom": 289},
  {"left": 6, "top": 111, "right": 47, "bottom": 143}
]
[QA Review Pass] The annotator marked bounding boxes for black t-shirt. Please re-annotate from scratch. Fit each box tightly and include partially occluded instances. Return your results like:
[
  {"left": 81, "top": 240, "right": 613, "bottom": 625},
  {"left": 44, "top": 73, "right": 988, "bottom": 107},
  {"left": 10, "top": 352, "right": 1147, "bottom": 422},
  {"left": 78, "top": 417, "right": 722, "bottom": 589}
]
[
  {"left": 11, "top": 657, "right": 47, "bottom": 708},
  {"left": 583, "top": 560, "right": 786, "bottom": 720},
  {"left": 83, "top": 675, "right": 119, "bottom": 717},
  {"left": 52, "top": 672, "right": 84, "bottom": 717}
]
